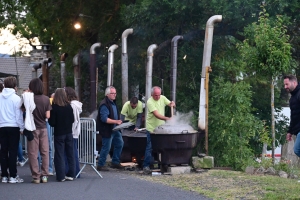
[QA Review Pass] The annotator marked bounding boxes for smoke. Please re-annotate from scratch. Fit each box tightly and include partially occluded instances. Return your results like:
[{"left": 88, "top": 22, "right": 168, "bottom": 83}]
[
  {"left": 165, "top": 111, "right": 194, "bottom": 126},
  {"left": 89, "top": 110, "right": 98, "bottom": 120},
  {"left": 182, "top": 30, "right": 202, "bottom": 42}
]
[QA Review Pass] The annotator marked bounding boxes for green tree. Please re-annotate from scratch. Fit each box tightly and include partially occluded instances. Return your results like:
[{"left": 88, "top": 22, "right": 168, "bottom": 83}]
[
  {"left": 238, "top": 8, "right": 293, "bottom": 162},
  {"left": 209, "top": 78, "right": 265, "bottom": 170}
]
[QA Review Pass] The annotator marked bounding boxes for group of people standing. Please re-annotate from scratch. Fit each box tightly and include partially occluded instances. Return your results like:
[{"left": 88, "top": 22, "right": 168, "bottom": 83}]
[
  {"left": 0, "top": 77, "right": 175, "bottom": 182},
  {"left": 0, "top": 76, "right": 82, "bottom": 183},
  {"left": 96, "top": 85, "right": 175, "bottom": 174}
]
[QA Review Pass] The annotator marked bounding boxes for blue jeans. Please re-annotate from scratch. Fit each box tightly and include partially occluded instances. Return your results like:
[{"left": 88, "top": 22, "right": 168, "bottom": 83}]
[
  {"left": 294, "top": 133, "right": 300, "bottom": 157},
  {"left": 17, "top": 140, "right": 24, "bottom": 162},
  {"left": 98, "top": 131, "right": 124, "bottom": 166},
  {"left": 47, "top": 122, "right": 53, "bottom": 173},
  {"left": 143, "top": 131, "right": 152, "bottom": 168},
  {"left": 65, "top": 138, "right": 80, "bottom": 178}
]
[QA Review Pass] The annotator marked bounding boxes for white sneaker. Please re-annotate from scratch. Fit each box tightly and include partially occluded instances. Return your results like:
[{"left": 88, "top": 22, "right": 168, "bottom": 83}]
[
  {"left": 65, "top": 176, "right": 74, "bottom": 181},
  {"left": 9, "top": 175, "right": 24, "bottom": 183},
  {"left": 17, "top": 161, "right": 25, "bottom": 167},
  {"left": 2, "top": 177, "right": 8, "bottom": 183}
]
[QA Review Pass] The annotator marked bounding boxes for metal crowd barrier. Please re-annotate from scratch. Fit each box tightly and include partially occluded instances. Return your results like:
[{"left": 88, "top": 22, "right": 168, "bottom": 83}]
[
  {"left": 77, "top": 118, "right": 102, "bottom": 178},
  {"left": 24, "top": 118, "right": 102, "bottom": 178}
]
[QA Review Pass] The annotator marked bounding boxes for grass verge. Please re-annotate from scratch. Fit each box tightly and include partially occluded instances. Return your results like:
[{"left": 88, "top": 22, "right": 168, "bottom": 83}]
[{"left": 136, "top": 169, "right": 300, "bottom": 200}]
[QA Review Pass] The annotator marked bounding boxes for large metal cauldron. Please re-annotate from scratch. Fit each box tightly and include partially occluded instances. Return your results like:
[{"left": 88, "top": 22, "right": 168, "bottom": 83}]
[
  {"left": 127, "top": 130, "right": 147, "bottom": 166},
  {"left": 151, "top": 124, "right": 198, "bottom": 165},
  {"left": 120, "top": 129, "right": 133, "bottom": 162},
  {"left": 120, "top": 129, "right": 147, "bottom": 164}
]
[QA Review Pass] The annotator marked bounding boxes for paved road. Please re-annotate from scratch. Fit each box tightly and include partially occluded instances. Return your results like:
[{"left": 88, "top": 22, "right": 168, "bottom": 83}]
[{"left": 0, "top": 164, "right": 211, "bottom": 200}]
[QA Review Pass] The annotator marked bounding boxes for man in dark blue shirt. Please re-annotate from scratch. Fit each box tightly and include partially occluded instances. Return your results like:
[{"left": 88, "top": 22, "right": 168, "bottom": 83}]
[{"left": 97, "top": 86, "right": 124, "bottom": 171}]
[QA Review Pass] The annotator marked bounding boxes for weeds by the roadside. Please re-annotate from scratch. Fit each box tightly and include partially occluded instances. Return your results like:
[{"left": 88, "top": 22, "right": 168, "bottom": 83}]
[
  {"left": 137, "top": 169, "right": 300, "bottom": 200},
  {"left": 246, "top": 156, "right": 300, "bottom": 177}
]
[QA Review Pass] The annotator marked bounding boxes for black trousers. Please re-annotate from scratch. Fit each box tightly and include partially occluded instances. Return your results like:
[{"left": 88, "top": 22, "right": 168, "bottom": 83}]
[
  {"left": 54, "top": 133, "right": 75, "bottom": 181},
  {"left": 0, "top": 127, "right": 20, "bottom": 178}
]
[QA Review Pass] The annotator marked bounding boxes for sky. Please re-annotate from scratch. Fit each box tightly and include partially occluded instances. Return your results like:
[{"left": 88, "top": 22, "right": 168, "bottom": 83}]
[{"left": 0, "top": 25, "right": 36, "bottom": 55}]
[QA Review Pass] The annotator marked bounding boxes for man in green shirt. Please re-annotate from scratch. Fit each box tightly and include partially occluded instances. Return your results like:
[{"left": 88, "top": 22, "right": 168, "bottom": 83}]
[
  {"left": 120, "top": 96, "right": 143, "bottom": 131},
  {"left": 143, "top": 86, "right": 175, "bottom": 174}
]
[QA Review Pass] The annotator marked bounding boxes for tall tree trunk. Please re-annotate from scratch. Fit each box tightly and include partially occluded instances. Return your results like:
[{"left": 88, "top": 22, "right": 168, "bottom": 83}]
[
  {"left": 262, "top": 143, "right": 267, "bottom": 159},
  {"left": 271, "top": 78, "right": 275, "bottom": 164}
]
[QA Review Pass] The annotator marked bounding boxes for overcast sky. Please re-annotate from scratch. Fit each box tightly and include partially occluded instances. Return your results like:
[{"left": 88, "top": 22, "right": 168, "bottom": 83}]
[{"left": 0, "top": 25, "right": 35, "bottom": 55}]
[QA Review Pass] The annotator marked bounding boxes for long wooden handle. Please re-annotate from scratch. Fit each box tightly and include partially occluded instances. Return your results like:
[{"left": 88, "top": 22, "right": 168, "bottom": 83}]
[{"left": 170, "top": 106, "right": 174, "bottom": 117}]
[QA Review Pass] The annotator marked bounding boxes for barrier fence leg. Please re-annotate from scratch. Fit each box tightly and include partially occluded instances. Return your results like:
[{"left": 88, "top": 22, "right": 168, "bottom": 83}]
[{"left": 78, "top": 118, "right": 103, "bottom": 178}]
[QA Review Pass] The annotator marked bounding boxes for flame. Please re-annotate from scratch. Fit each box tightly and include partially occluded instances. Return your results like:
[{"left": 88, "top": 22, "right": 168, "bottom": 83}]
[{"left": 132, "top": 157, "right": 137, "bottom": 163}]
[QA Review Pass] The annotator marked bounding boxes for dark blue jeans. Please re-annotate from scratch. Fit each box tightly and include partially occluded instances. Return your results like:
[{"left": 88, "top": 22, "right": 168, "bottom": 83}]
[
  {"left": 54, "top": 133, "right": 75, "bottom": 181},
  {"left": 17, "top": 140, "right": 24, "bottom": 162},
  {"left": 0, "top": 127, "right": 20, "bottom": 178},
  {"left": 294, "top": 133, "right": 300, "bottom": 157},
  {"left": 143, "top": 131, "right": 152, "bottom": 168},
  {"left": 98, "top": 131, "right": 124, "bottom": 166},
  {"left": 65, "top": 138, "right": 80, "bottom": 178}
]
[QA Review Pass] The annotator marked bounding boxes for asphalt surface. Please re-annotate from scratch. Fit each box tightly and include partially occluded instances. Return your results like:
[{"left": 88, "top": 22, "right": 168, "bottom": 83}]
[{"left": 0, "top": 163, "right": 211, "bottom": 200}]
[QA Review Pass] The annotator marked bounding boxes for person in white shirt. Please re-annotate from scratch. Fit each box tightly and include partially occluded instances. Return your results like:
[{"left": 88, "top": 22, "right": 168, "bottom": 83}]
[{"left": 0, "top": 76, "right": 24, "bottom": 183}]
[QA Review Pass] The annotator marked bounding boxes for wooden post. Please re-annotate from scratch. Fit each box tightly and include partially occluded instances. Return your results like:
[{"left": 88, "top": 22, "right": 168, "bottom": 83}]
[{"left": 205, "top": 66, "right": 212, "bottom": 155}]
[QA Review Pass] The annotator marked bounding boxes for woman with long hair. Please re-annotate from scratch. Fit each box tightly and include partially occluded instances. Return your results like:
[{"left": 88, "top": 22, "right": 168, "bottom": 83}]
[
  {"left": 64, "top": 87, "right": 82, "bottom": 178},
  {"left": 27, "top": 78, "right": 51, "bottom": 184},
  {"left": 49, "top": 88, "right": 75, "bottom": 182}
]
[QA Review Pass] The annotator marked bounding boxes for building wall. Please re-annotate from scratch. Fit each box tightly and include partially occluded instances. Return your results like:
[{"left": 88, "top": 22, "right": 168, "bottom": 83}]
[{"left": 0, "top": 57, "right": 42, "bottom": 91}]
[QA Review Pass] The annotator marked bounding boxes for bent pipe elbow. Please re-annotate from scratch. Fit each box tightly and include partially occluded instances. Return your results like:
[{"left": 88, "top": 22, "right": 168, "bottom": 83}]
[
  {"left": 60, "top": 53, "right": 68, "bottom": 61},
  {"left": 108, "top": 44, "right": 119, "bottom": 53},
  {"left": 90, "top": 43, "right": 101, "bottom": 54},
  {"left": 206, "top": 15, "right": 222, "bottom": 27},
  {"left": 31, "top": 63, "right": 42, "bottom": 71},
  {"left": 73, "top": 54, "right": 79, "bottom": 66},
  {"left": 147, "top": 44, "right": 158, "bottom": 56},
  {"left": 171, "top": 35, "right": 183, "bottom": 47},
  {"left": 122, "top": 28, "right": 133, "bottom": 53}
]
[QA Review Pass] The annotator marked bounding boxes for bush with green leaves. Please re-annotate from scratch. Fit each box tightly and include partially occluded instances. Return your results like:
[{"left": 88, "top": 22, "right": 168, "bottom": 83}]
[{"left": 208, "top": 78, "right": 266, "bottom": 170}]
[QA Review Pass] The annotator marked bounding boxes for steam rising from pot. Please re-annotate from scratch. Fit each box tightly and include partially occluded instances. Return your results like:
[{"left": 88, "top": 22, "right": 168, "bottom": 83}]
[{"left": 165, "top": 111, "right": 193, "bottom": 126}]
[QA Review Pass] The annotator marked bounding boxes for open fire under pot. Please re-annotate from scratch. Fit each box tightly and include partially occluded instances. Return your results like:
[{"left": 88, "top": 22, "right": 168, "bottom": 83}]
[
  {"left": 151, "top": 124, "right": 198, "bottom": 172},
  {"left": 127, "top": 130, "right": 147, "bottom": 166},
  {"left": 120, "top": 129, "right": 147, "bottom": 166},
  {"left": 119, "top": 129, "right": 133, "bottom": 162}
]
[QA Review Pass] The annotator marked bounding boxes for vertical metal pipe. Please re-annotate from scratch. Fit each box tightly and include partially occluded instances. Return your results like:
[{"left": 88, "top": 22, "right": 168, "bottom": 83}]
[
  {"left": 121, "top": 28, "right": 133, "bottom": 105},
  {"left": 107, "top": 44, "right": 119, "bottom": 86},
  {"left": 170, "top": 35, "right": 183, "bottom": 114},
  {"left": 73, "top": 53, "right": 81, "bottom": 101},
  {"left": 145, "top": 44, "right": 158, "bottom": 124},
  {"left": 198, "top": 15, "right": 222, "bottom": 131},
  {"left": 90, "top": 43, "right": 101, "bottom": 113},
  {"left": 32, "top": 68, "right": 37, "bottom": 80},
  {"left": 31, "top": 63, "right": 41, "bottom": 79},
  {"left": 42, "top": 63, "right": 48, "bottom": 96},
  {"left": 60, "top": 53, "right": 68, "bottom": 88}
]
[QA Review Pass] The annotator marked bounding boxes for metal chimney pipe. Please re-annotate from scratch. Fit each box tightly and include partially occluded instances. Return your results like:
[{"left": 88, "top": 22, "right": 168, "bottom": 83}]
[
  {"left": 145, "top": 44, "right": 158, "bottom": 123},
  {"left": 60, "top": 53, "right": 68, "bottom": 88},
  {"left": 90, "top": 43, "right": 101, "bottom": 112},
  {"left": 170, "top": 35, "right": 183, "bottom": 114},
  {"left": 107, "top": 44, "right": 119, "bottom": 86},
  {"left": 121, "top": 28, "right": 133, "bottom": 105},
  {"left": 73, "top": 53, "right": 81, "bottom": 101},
  {"left": 198, "top": 15, "right": 222, "bottom": 131},
  {"left": 42, "top": 63, "right": 49, "bottom": 96},
  {"left": 31, "top": 63, "right": 41, "bottom": 79}
]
